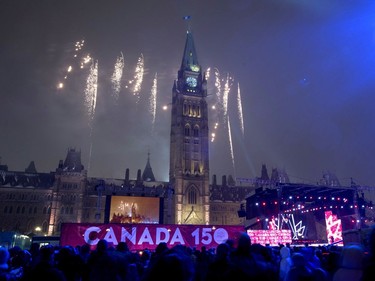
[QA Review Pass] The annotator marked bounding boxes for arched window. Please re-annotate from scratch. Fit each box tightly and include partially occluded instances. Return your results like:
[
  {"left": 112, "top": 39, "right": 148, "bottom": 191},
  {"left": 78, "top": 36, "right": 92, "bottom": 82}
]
[
  {"left": 42, "top": 221, "right": 48, "bottom": 233},
  {"left": 21, "top": 206, "right": 25, "bottom": 214},
  {"left": 61, "top": 207, "right": 65, "bottom": 214},
  {"left": 184, "top": 125, "right": 190, "bottom": 136},
  {"left": 34, "top": 207, "right": 37, "bottom": 214},
  {"left": 70, "top": 207, "right": 73, "bottom": 214},
  {"left": 4, "top": 206, "right": 7, "bottom": 214},
  {"left": 193, "top": 126, "right": 199, "bottom": 137},
  {"left": 16, "top": 206, "right": 20, "bottom": 214},
  {"left": 188, "top": 188, "right": 197, "bottom": 205},
  {"left": 43, "top": 207, "right": 47, "bottom": 214},
  {"left": 47, "top": 206, "right": 51, "bottom": 214}
]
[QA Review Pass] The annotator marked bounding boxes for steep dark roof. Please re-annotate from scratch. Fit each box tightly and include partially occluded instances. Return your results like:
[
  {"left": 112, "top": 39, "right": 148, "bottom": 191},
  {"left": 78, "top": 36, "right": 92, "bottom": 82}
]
[
  {"left": 181, "top": 31, "right": 199, "bottom": 70},
  {"left": 60, "top": 148, "right": 84, "bottom": 172},
  {"left": 142, "top": 151, "right": 155, "bottom": 182},
  {"left": 25, "top": 161, "right": 37, "bottom": 173}
]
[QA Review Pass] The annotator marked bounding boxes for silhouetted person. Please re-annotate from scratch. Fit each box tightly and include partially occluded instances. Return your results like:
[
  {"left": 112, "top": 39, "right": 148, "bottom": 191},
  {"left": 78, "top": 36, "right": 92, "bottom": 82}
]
[
  {"left": 23, "top": 245, "right": 66, "bottom": 281},
  {"left": 362, "top": 225, "right": 375, "bottom": 281},
  {"left": 86, "top": 239, "right": 121, "bottom": 281},
  {"left": 285, "top": 252, "right": 313, "bottom": 281},
  {"left": 225, "top": 232, "right": 273, "bottom": 281},
  {"left": 205, "top": 243, "right": 231, "bottom": 281},
  {"left": 141, "top": 245, "right": 195, "bottom": 281}
]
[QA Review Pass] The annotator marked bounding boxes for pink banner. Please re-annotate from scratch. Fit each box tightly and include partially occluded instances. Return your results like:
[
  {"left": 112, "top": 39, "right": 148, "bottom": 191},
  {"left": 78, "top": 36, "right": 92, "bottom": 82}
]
[{"left": 60, "top": 223, "right": 245, "bottom": 251}]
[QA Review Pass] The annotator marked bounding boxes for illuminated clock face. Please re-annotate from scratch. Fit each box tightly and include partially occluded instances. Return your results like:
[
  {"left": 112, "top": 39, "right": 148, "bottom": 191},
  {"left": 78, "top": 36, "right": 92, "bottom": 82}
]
[{"left": 186, "top": 76, "right": 197, "bottom": 87}]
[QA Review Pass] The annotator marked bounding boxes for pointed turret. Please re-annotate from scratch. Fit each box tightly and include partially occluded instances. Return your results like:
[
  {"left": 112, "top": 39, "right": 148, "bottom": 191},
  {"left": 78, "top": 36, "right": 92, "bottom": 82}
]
[
  {"left": 25, "top": 161, "right": 37, "bottom": 173},
  {"left": 58, "top": 148, "right": 84, "bottom": 172},
  {"left": 142, "top": 151, "right": 156, "bottom": 182},
  {"left": 181, "top": 31, "right": 199, "bottom": 71}
]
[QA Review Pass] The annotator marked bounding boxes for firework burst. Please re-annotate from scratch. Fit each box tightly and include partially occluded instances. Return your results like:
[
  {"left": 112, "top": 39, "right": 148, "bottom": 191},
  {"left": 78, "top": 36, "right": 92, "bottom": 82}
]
[
  {"left": 56, "top": 39, "right": 91, "bottom": 90},
  {"left": 111, "top": 52, "right": 124, "bottom": 102},
  {"left": 84, "top": 59, "right": 98, "bottom": 173},
  {"left": 129, "top": 53, "right": 144, "bottom": 103},
  {"left": 237, "top": 82, "right": 245, "bottom": 138},
  {"left": 227, "top": 115, "right": 235, "bottom": 176},
  {"left": 150, "top": 73, "right": 158, "bottom": 134}
]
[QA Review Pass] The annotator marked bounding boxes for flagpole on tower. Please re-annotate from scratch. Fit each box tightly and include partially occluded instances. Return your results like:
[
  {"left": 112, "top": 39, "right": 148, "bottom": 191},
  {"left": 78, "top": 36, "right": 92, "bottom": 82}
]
[{"left": 183, "top": 15, "right": 191, "bottom": 33}]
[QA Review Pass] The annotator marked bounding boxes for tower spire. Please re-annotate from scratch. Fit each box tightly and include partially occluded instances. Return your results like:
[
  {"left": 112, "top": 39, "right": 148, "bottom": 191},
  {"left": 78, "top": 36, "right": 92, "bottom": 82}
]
[
  {"left": 180, "top": 26, "right": 199, "bottom": 71},
  {"left": 142, "top": 149, "right": 155, "bottom": 182}
]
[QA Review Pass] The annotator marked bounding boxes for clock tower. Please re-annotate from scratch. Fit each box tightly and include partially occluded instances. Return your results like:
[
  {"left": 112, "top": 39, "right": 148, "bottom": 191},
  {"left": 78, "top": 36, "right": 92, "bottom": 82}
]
[{"left": 169, "top": 31, "right": 210, "bottom": 225}]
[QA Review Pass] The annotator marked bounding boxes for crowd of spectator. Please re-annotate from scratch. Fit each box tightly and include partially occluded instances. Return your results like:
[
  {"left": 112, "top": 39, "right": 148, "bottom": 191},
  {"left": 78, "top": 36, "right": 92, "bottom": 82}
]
[{"left": 0, "top": 225, "right": 374, "bottom": 281}]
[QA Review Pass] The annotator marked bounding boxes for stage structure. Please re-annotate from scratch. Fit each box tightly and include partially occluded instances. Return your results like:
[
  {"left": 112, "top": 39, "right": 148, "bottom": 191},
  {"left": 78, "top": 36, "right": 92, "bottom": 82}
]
[{"left": 244, "top": 183, "right": 373, "bottom": 245}]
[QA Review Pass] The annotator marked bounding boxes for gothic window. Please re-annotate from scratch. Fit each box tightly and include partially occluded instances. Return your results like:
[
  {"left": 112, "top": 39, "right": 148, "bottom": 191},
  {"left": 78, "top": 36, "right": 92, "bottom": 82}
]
[
  {"left": 197, "top": 105, "right": 200, "bottom": 117},
  {"left": 9, "top": 206, "right": 12, "bottom": 214},
  {"left": 47, "top": 206, "right": 51, "bottom": 214},
  {"left": 42, "top": 221, "right": 48, "bottom": 233},
  {"left": 16, "top": 206, "right": 20, "bottom": 214},
  {"left": 43, "top": 207, "right": 47, "bottom": 214},
  {"left": 4, "top": 206, "right": 7, "bottom": 214},
  {"left": 188, "top": 188, "right": 197, "bottom": 205},
  {"left": 34, "top": 207, "right": 37, "bottom": 214},
  {"left": 184, "top": 125, "right": 190, "bottom": 136},
  {"left": 193, "top": 126, "right": 199, "bottom": 137},
  {"left": 70, "top": 207, "right": 73, "bottom": 214},
  {"left": 183, "top": 103, "right": 188, "bottom": 116},
  {"left": 61, "top": 207, "right": 65, "bottom": 214},
  {"left": 21, "top": 206, "right": 25, "bottom": 214},
  {"left": 29, "top": 207, "right": 32, "bottom": 214}
]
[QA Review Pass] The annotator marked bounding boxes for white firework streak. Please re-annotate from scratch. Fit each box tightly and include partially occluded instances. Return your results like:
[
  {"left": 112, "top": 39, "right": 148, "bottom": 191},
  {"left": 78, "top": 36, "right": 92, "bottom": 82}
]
[
  {"left": 84, "top": 60, "right": 98, "bottom": 174},
  {"left": 214, "top": 68, "right": 222, "bottom": 109},
  {"left": 222, "top": 73, "right": 232, "bottom": 126},
  {"left": 85, "top": 60, "right": 98, "bottom": 124},
  {"left": 150, "top": 73, "right": 157, "bottom": 133},
  {"left": 111, "top": 52, "right": 124, "bottom": 101},
  {"left": 227, "top": 116, "right": 235, "bottom": 175},
  {"left": 237, "top": 82, "right": 245, "bottom": 138},
  {"left": 132, "top": 53, "right": 144, "bottom": 103},
  {"left": 205, "top": 67, "right": 211, "bottom": 80}
]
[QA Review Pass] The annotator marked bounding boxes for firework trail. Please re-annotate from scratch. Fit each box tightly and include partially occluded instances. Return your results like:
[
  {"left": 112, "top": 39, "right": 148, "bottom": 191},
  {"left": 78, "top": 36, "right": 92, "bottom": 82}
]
[
  {"left": 207, "top": 67, "right": 221, "bottom": 143},
  {"left": 111, "top": 52, "right": 124, "bottom": 102},
  {"left": 227, "top": 115, "right": 235, "bottom": 176},
  {"left": 129, "top": 53, "right": 144, "bottom": 103},
  {"left": 150, "top": 73, "right": 157, "bottom": 134},
  {"left": 57, "top": 39, "right": 91, "bottom": 90},
  {"left": 84, "top": 60, "right": 98, "bottom": 173},
  {"left": 237, "top": 82, "right": 245, "bottom": 138},
  {"left": 222, "top": 73, "right": 233, "bottom": 126},
  {"left": 214, "top": 68, "right": 222, "bottom": 109}
]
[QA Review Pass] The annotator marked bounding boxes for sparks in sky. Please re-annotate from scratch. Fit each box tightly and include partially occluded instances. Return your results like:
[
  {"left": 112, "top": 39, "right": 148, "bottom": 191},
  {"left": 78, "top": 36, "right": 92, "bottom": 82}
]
[
  {"left": 84, "top": 59, "right": 98, "bottom": 174},
  {"left": 111, "top": 52, "right": 125, "bottom": 102},
  {"left": 237, "top": 82, "right": 245, "bottom": 138},
  {"left": 85, "top": 60, "right": 98, "bottom": 125},
  {"left": 227, "top": 115, "right": 235, "bottom": 176},
  {"left": 222, "top": 73, "right": 233, "bottom": 127},
  {"left": 56, "top": 39, "right": 90, "bottom": 90},
  {"left": 150, "top": 73, "right": 157, "bottom": 133},
  {"left": 214, "top": 68, "right": 222, "bottom": 110},
  {"left": 130, "top": 53, "right": 144, "bottom": 103}
]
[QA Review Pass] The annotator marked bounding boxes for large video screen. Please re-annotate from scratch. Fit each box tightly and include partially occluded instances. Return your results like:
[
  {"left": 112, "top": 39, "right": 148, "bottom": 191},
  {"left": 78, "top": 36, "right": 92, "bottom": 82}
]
[{"left": 106, "top": 195, "right": 162, "bottom": 224}]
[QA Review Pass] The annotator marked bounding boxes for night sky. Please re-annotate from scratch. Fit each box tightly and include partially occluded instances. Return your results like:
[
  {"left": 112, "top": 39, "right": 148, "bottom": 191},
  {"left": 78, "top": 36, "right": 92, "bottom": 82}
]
[{"left": 1, "top": 0, "right": 375, "bottom": 187}]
